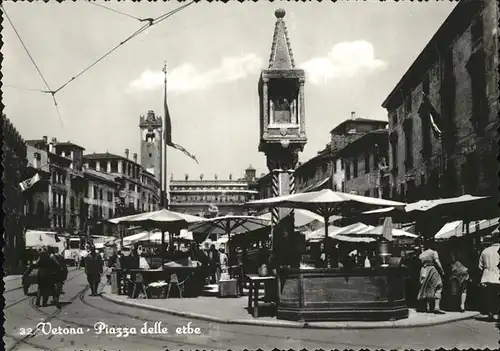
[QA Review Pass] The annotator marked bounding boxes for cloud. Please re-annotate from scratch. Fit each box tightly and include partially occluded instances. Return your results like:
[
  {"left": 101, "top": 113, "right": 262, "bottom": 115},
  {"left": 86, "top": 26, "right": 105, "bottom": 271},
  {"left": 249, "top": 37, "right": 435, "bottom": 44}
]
[
  {"left": 129, "top": 53, "right": 263, "bottom": 93},
  {"left": 300, "top": 41, "right": 387, "bottom": 85}
]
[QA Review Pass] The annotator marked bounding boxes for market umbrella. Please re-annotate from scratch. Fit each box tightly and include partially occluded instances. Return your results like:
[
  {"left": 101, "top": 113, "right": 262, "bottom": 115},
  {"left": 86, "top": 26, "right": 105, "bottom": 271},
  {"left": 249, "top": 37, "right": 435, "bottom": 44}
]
[
  {"left": 361, "top": 225, "right": 418, "bottom": 238},
  {"left": 381, "top": 217, "right": 393, "bottom": 242},
  {"left": 188, "top": 215, "right": 271, "bottom": 263},
  {"left": 110, "top": 209, "right": 204, "bottom": 266},
  {"left": 404, "top": 195, "right": 498, "bottom": 222},
  {"left": 246, "top": 189, "right": 405, "bottom": 239}
]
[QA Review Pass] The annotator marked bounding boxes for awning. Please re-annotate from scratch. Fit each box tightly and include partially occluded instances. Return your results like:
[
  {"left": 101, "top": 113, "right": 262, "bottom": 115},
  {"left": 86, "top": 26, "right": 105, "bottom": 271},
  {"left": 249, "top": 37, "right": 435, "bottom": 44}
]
[
  {"left": 25, "top": 230, "right": 66, "bottom": 252},
  {"left": 302, "top": 176, "right": 332, "bottom": 193},
  {"left": 435, "top": 217, "right": 500, "bottom": 240}
]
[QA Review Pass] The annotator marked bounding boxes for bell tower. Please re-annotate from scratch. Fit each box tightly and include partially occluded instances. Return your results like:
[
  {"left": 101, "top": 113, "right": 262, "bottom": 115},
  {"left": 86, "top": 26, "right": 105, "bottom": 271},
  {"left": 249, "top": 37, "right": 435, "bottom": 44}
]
[
  {"left": 259, "top": 8, "right": 307, "bottom": 172},
  {"left": 139, "top": 110, "right": 162, "bottom": 181}
]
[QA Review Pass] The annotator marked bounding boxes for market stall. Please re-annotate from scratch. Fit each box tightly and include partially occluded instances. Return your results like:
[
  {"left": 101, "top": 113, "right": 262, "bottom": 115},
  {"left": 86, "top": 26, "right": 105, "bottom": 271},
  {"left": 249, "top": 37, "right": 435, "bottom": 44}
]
[{"left": 246, "top": 189, "right": 408, "bottom": 322}]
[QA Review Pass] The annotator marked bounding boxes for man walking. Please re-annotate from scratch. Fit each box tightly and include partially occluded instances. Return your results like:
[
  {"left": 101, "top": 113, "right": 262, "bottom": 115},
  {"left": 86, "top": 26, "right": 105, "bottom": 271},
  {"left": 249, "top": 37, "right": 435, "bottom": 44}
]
[
  {"left": 85, "top": 246, "right": 103, "bottom": 296},
  {"left": 50, "top": 249, "right": 68, "bottom": 308},
  {"left": 478, "top": 228, "right": 500, "bottom": 321},
  {"left": 35, "top": 247, "right": 57, "bottom": 307}
]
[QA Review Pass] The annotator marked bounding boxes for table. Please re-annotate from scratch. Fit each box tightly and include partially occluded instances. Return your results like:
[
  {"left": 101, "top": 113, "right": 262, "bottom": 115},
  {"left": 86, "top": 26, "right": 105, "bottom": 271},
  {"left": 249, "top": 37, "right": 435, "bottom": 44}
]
[{"left": 246, "top": 274, "right": 277, "bottom": 318}]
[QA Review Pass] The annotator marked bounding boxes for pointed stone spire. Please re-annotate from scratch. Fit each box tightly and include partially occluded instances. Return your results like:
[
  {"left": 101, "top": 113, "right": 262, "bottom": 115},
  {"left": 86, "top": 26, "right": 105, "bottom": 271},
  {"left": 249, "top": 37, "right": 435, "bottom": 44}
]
[{"left": 268, "top": 9, "right": 296, "bottom": 69}]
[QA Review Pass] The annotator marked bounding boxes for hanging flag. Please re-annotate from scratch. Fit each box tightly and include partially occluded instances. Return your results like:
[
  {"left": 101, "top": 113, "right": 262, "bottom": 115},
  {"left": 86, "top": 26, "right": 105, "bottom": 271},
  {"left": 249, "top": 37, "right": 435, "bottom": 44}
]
[
  {"left": 421, "top": 92, "right": 444, "bottom": 139},
  {"left": 19, "top": 173, "right": 41, "bottom": 191},
  {"left": 163, "top": 66, "right": 199, "bottom": 164}
]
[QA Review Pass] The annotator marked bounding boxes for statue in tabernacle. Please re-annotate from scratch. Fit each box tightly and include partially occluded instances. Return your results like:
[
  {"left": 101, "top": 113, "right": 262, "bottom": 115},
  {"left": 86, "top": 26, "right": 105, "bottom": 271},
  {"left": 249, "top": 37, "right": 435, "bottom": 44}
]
[{"left": 272, "top": 97, "right": 294, "bottom": 124}]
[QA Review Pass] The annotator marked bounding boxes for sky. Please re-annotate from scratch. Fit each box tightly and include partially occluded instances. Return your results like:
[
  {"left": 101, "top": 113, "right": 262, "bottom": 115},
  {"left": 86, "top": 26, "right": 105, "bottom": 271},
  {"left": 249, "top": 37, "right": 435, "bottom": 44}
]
[{"left": 2, "top": 0, "right": 457, "bottom": 180}]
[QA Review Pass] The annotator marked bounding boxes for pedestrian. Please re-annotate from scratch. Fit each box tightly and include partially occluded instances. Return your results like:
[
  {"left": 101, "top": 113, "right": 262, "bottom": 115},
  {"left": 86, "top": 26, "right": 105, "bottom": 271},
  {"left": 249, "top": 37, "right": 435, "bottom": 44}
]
[
  {"left": 449, "top": 251, "right": 469, "bottom": 312},
  {"left": 35, "top": 247, "right": 57, "bottom": 307},
  {"left": 417, "top": 238, "right": 446, "bottom": 314},
  {"left": 73, "top": 252, "right": 80, "bottom": 270},
  {"left": 208, "top": 244, "right": 220, "bottom": 284},
  {"left": 85, "top": 246, "right": 103, "bottom": 296},
  {"left": 478, "top": 229, "right": 500, "bottom": 321},
  {"left": 49, "top": 249, "right": 67, "bottom": 309}
]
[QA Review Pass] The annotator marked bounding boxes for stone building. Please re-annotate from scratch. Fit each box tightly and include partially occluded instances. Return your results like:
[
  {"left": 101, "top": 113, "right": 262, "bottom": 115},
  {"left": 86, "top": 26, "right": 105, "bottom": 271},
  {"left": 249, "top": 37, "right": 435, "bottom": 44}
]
[
  {"left": 83, "top": 169, "right": 119, "bottom": 235},
  {"left": 83, "top": 150, "right": 160, "bottom": 225},
  {"left": 336, "top": 128, "right": 390, "bottom": 198},
  {"left": 169, "top": 167, "right": 259, "bottom": 217},
  {"left": 3, "top": 115, "right": 28, "bottom": 273},
  {"left": 382, "top": 0, "right": 499, "bottom": 201},
  {"left": 330, "top": 114, "right": 388, "bottom": 152},
  {"left": 25, "top": 138, "right": 75, "bottom": 231}
]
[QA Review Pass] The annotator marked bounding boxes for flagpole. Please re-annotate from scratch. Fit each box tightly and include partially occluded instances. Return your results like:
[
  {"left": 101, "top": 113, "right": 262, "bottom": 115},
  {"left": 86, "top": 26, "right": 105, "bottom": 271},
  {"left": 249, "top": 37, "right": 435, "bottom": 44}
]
[{"left": 163, "top": 62, "right": 169, "bottom": 210}]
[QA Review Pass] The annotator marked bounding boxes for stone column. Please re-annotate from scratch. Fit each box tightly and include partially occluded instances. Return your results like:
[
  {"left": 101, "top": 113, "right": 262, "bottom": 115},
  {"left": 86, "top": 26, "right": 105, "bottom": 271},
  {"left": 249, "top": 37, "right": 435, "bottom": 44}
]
[
  {"left": 299, "top": 79, "right": 305, "bottom": 134},
  {"left": 107, "top": 161, "right": 111, "bottom": 173},
  {"left": 96, "top": 161, "right": 101, "bottom": 172}
]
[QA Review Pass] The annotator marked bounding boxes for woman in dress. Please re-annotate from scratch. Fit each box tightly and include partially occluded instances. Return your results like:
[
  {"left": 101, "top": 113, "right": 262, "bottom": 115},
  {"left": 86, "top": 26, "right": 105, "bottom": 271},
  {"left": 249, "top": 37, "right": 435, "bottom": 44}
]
[
  {"left": 417, "top": 239, "right": 446, "bottom": 314},
  {"left": 449, "top": 251, "right": 469, "bottom": 312}
]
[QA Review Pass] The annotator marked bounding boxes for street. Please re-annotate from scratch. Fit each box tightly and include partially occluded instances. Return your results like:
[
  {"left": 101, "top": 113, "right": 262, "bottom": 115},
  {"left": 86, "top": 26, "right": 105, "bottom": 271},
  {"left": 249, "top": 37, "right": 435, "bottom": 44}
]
[{"left": 4, "top": 270, "right": 499, "bottom": 351}]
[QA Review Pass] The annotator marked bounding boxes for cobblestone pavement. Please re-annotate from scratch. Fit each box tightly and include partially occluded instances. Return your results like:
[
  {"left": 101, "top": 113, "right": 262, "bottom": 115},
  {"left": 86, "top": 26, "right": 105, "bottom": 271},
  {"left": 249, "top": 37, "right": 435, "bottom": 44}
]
[{"left": 4, "top": 270, "right": 499, "bottom": 350}]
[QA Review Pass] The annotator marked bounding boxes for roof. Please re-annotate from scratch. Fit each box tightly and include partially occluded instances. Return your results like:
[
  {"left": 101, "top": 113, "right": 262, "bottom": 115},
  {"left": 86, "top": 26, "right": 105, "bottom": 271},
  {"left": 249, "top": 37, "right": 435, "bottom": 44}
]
[
  {"left": 336, "top": 129, "right": 389, "bottom": 157},
  {"left": 84, "top": 169, "right": 118, "bottom": 184},
  {"left": 268, "top": 9, "right": 295, "bottom": 69},
  {"left": 83, "top": 152, "right": 141, "bottom": 167},
  {"left": 381, "top": 0, "right": 483, "bottom": 109},
  {"left": 330, "top": 118, "right": 388, "bottom": 134},
  {"left": 55, "top": 141, "right": 85, "bottom": 150}
]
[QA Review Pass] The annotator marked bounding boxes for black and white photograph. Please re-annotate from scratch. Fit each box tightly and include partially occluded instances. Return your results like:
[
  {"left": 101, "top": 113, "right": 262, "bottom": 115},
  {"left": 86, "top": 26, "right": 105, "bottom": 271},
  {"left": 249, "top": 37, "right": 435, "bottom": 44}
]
[{"left": 2, "top": 0, "right": 499, "bottom": 350}]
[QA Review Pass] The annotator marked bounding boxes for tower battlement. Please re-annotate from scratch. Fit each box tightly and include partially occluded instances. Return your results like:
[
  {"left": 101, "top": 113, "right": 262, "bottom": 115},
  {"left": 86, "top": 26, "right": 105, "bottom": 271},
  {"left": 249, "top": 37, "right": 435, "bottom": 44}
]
[{"left": 139, "top": 110, "right": 162, "bottom": 128}]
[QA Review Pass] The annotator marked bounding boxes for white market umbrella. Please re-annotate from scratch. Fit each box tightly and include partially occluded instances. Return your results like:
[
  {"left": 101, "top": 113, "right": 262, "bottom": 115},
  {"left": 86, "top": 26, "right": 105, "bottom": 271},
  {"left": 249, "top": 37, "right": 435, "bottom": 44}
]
[
  {"left": 246, "top": 189, "right": 405, "bottom": 239},
  {"left": 110, "top": 209, "right": 204, "bottom": 266},
  {"left": 435, "top": 221, "right": 463, "bottom": 240},
  {"left": 363, "top": 225, "right": 418, "bottom": 238},
  {"left": 405, "top": 195, "right": 497, "bottom": 221},
  {"left": 122, "top": 232, "right": 150, "bottom": 245},
  {"left": 188, "top": 215, "right": 271, "bottom": 262}
]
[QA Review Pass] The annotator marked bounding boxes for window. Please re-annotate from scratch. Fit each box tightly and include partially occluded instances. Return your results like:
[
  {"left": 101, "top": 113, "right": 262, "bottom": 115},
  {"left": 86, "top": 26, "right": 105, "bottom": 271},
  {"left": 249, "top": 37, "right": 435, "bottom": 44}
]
[
  {"left": 391, "top": 112, "right": 398, "bottom": 127},
  {"left": 471, "top": 16, "right": 483, "bottom": 46},
  {"left": 70, "top": 197, "right": 75, "bottom": 210},
  {"left": 364, "top": 154, "right": 370, "bottom": 174},
  {"left": 333, "top": 160, "right": 337, "bottom": 173},
  {"left": 373, "top": 188, "right": 379, "bottom": 199},
  {"left": 107, "top": 191, "right": 113, "bottom": 202},
  {"left": 467, "top": 50, "right": 487, "bottom": 131},
  {"left": 109, "top": 209, "right": 113, "bottom": 219},
  {"left": 99, "top": 189, "right": 103, "bottom": 200},
  {"left": 353, "top": 159, "right": 358, "bottom": 178},
  {"left": 404, "top": 120, "right": 413, "bottom": 170},
  {"left": 341, "top": 160, "right": 344, "bottom": 170},
  {"left": 345, "top": 163, "right": 351, "bottom": 181},
  {"left": 419, "top": 106, "right": 432, "bottom": 158},
  {"left": 404, "top": 94, "right": 412, "bottom": 113},
  {"left": 85, "top": 185, "right": 89, "bottom": 197},
  {"left": 128, "top": 183, "right": 134, "bottom": 191},
  {"left": 391, "top": 140, "right": 398, "bottom": 171},
  {"left": 422, "top": 73, "right": 430, "bottom": 96},
  {"left": 399, "top": 184, "right": 405, "bottom": 200},
  {"left": 93, "top": 186, "right": 98, "bottom": 199}
]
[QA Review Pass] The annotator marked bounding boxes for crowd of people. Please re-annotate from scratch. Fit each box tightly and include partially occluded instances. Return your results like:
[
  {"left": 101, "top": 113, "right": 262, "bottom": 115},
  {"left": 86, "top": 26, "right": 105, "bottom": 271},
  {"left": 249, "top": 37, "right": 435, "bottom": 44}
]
[{"left": 25, "top": 244, "right": 104, "bottom": 307}]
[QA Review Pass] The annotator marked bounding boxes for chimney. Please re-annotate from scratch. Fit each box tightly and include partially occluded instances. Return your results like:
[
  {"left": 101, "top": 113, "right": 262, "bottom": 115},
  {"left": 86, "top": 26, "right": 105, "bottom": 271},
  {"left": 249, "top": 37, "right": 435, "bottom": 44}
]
[
  {"left": 125, "top": 149, "right": 129, "bottom": 159},
  {"left": 51, "top": 137, "right": 57, "bottom": 144},
  {"left": 42, "top": 136, "right": 48, "bottom": 144},
  {"left": 350, "top": 111, "right": 356, "bottom": 120},
  {"left": 48, "top": 142, "right": 54, "bottom": 153},
  {"left": 133, "top": 153, "right": 137, "bottom": 163}
]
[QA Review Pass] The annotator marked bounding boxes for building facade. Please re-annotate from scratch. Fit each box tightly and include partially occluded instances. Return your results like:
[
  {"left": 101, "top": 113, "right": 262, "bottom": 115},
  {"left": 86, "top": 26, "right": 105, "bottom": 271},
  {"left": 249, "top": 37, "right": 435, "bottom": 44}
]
[
  {"left": 382, "top": 0, "right": 499, "bottom": 201},
  {"left": 25, "top": 138, "right": 75, "bottom": 232},
  {"left": 83, "top": 150, "right": 161, "bottom": 226},
  {"left": 3, "top": 115, "right": 28, "bottom": 273},
  {"left": 337, "top": 129, "right": 390, "bottom": 198},
  {"left": 169, "top": 167, "right": 259, "bottom": 217}
]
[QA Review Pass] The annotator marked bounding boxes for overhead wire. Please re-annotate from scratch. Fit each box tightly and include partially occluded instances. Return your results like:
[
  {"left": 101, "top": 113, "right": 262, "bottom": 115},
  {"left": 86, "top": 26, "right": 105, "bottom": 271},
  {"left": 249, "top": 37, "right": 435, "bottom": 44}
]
[
  {"left": 86, "top": 2, "right": 144, "bottom": 22},
  {"left": 1, "top": 4, "right": 65, "bottom": 130},
  {"left": 52, "top": 1, "right": 196, "bottom": 95},
  {"left": 3, "top": 1, "right": 196, "bottom": 131},
  {"left": 3, "top": 85, "right": 46, "bottom": 93}
]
